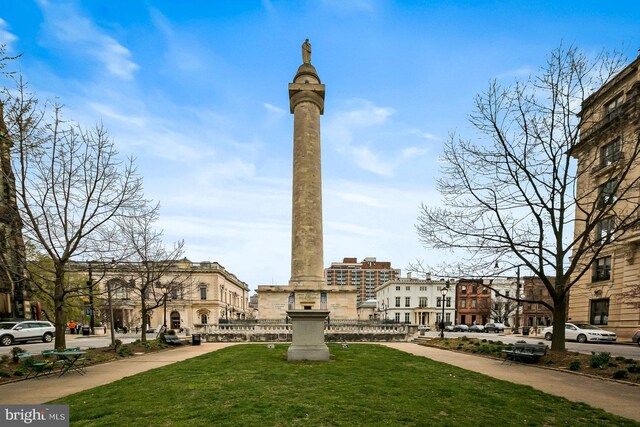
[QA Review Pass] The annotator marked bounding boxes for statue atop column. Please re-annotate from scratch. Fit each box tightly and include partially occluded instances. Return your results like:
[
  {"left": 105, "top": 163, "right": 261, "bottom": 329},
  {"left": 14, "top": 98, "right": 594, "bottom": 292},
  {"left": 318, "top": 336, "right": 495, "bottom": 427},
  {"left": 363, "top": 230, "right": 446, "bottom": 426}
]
[{"left": 302, "top": 39, "right": 311, "bottom": 64}]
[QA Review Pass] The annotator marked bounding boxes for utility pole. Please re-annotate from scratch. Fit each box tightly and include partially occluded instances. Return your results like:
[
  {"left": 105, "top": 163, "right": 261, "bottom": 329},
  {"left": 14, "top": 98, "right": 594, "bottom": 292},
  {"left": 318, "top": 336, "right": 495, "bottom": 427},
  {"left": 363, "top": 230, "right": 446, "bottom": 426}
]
[{"left": 87, "top": 263, "right": 95, "bottom": 334}]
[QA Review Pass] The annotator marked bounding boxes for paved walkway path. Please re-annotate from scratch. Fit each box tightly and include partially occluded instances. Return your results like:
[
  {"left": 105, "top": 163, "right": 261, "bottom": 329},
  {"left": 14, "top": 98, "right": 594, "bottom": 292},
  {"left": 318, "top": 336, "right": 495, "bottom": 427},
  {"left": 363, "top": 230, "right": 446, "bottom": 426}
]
[
  {"left": 382, "top": 342, "right": 640, "bottom": 422},
  {"left": 0, "top": 343, "right": 237, "bottom": 404}
]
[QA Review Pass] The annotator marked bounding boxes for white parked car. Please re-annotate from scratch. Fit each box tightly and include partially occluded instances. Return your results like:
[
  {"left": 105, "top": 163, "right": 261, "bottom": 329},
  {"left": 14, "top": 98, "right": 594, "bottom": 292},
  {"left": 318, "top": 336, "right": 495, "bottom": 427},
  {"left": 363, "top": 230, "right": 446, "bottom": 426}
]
[
  {"left": 542, "top": 323, "right": 617, "bottom": 343},
  {"left": 0, "top": 321, "right": 55, "bottom": 346}
]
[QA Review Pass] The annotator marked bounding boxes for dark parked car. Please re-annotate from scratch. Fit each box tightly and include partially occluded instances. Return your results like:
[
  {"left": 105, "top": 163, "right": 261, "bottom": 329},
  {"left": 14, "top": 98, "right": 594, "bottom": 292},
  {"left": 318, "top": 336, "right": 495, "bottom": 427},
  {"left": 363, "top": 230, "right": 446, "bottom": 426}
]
[
  {"left": 484, "top": 323, "right": 506, "bottom": 333},
  {"left": 632, "top": 329, "right": 640, "bottom": 346},
  {"left": 468, "top": 324, "right": 485, "bottom": 333},
  {"left": 453, "top": 324, "right": 469, "bottom": 332}
]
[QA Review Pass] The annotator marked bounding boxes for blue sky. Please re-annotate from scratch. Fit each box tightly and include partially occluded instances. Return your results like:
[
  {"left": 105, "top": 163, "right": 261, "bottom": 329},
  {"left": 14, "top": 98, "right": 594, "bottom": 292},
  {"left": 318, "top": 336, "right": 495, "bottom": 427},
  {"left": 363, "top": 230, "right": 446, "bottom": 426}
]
[{"left": 1, "top": 0, "right": 639, "bottom": 292}]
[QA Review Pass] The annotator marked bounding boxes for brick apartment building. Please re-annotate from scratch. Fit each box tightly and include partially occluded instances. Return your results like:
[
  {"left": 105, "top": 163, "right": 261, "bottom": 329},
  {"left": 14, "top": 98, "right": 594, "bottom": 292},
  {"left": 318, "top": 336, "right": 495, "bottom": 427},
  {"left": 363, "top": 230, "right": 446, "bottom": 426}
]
[{"left": 326, "top": 257, "right": 400, "bottom": 304}]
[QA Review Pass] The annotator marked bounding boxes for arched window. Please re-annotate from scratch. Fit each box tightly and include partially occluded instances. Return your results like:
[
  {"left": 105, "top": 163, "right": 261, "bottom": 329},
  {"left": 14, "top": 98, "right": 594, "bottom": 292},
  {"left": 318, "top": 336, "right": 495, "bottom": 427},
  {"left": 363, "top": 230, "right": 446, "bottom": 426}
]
[{"left": 201, "top": 314, "right": 208, "bottom": 324}]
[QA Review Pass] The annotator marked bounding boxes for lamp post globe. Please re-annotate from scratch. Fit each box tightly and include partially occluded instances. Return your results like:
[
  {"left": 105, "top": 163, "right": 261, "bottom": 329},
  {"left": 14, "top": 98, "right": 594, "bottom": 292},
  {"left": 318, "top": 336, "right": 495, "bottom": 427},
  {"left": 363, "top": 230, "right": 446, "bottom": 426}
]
[{"left": 440, "top": 286, "right": 448, "bottom": 339}]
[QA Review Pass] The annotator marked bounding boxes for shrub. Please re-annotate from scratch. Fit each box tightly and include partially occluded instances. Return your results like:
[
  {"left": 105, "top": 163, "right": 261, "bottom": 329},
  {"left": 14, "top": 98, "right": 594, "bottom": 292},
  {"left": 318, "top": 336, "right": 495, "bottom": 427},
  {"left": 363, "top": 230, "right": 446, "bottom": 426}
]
[
  {"left": 607, "top": 362, "right": 618, "bottom": 368},
  {"left": 627, "top": 365, "right": 640, "bottom": 374},
  {"left": 113, "top": 339, "right": 123, "bottom": 351},
  {"left": 473, "top": 342, "right": 480, "bottom": 346},
  {"left": 615, "top": 356, "right": 625, "bottom": 361},
  {"left": 1, "top": 355, "right": 9, "bottom": 364},
  {"left": 481, "top": 339, "right": 487, "bottom": 343},
  {"left": 624, "top": 358, "right": 636, "bottom": 364},
  {"left": 568, "top": 360, "right": 581, "bottom": 371},
  {"left": 495, "top": 341, "right": 504, "bottom": 346},
  {"left": 0, "top": 370, "right": 10, "bottom": 378},
  {"left": 10, "top": 347, "right": 26, "bottom": 363},
  {"left": 13, "top": 368, "right": 25, "bottom": 377},
  {"left": 589, "top": 352, "right": 610, "bottom": 369},
  {"left": 117, "top": 345, "right": 134, "bottom": 357},
  {"left": 167, "top": 329, "right": 176, "bottom": 336},
  {"left": 612, "top": 369, "right": 629, "bottom": 380},
  {"left": 545, "top": 360, "right": 554, "bottom": 365}
]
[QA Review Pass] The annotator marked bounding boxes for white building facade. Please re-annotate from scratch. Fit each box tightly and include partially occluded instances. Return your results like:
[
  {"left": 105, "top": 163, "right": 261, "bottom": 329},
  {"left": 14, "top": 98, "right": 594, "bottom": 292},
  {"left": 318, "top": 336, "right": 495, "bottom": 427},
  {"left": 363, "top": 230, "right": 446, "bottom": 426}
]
[{"left": 376, "top": 276, "right": 456, "bottom": 328}]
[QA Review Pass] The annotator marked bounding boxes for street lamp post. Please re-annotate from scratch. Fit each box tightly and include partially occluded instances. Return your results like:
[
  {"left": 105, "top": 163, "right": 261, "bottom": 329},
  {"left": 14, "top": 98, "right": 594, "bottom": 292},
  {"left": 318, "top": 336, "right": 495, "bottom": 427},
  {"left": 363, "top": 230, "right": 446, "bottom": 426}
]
[
  {"left": 163, "top": 291, "right": 169, "bottom": 329},
  {"left": 514, "top": 266, "right": 521, "bottom": 333},
  {"left": 440, "top": 285, "right": 449, "bottom": 339}
]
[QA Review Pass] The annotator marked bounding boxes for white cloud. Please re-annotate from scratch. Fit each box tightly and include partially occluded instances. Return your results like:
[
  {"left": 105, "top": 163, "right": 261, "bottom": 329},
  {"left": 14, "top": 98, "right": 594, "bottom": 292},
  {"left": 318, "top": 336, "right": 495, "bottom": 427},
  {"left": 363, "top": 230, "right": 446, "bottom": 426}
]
[
  {"left": 37, "top": 0, "right": 139, "bottom": 79},
  {"left": 325, "top": 99, "right": 435, "bottom": 177},
  {"left": 263, "top": 103, "right": 286, "bottom": 115},
  {"left": 0, "top": 18, "right": 18, "bottom": 51},
  {"left": 495, "top": 67, "right": 532, "bottom": 80}
]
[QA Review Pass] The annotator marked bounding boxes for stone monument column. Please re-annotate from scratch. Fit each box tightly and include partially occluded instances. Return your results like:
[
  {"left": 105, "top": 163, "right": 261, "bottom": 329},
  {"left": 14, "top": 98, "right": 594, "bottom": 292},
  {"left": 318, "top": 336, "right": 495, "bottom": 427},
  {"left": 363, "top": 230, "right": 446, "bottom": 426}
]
[
  {"left": 287, "top": 40, "right": 330, "bottom": 361},
  {"left": 288, "top": 42, "right": 326, "bottom": 290}
]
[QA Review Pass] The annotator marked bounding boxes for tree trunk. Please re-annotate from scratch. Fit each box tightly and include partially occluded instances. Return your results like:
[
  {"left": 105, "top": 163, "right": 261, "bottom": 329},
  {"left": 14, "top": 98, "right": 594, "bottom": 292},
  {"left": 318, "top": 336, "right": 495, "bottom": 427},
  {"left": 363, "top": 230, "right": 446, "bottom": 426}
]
[
  {"left": 53, "top": 265, "right": 66, "bottom": 350},
  {"left": 550, "top": 295, "right": 567, "bottom": 352},
  {"left": 140, "top": 298, "right": 147, "bottom": 342}
]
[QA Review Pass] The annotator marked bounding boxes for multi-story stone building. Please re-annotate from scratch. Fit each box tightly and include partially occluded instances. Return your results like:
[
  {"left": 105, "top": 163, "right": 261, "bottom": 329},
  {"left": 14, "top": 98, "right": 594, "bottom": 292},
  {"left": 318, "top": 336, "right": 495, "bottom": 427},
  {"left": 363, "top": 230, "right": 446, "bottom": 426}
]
[
  {"left": 326, "top": 257, "right": 400, "bottom": 304},
  {"left": 376, "top": 275, "right": 455, "bottom": 328},
  {"left": 486, "top": 277, "right": 518, "bottom": 327},
  {"left": 99, "top": 260, "right": 250, "bottom": 331},
  {"left": 455, "top": 279, "right": 491, "bottom": 326},
  {"left": 569, "top": 54, "right": 640, "bottom": 338}
]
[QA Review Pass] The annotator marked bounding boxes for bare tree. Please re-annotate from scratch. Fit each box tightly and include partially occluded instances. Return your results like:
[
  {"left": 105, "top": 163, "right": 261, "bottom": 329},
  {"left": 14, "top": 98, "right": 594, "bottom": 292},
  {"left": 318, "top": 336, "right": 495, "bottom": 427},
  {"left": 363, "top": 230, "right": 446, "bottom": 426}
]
[
  {"left": 114, "top": 203, "right": 190, "bottom": 342},
  {"left": 2, "top": 79, "right": 145, "bottom": 349},
  {"left": 489, "top": 298, "right": 516, "bottom": 325},
  {"left": 416, "top": 45, "right": 639, "bottom": 351}
]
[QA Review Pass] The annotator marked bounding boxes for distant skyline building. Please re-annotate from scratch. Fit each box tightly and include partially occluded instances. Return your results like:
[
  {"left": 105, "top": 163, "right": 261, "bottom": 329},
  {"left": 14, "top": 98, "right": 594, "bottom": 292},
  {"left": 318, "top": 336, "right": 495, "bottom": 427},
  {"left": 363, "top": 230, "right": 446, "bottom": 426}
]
[{"left": 326, "top": 257, "right": 400, "bottom": 304}]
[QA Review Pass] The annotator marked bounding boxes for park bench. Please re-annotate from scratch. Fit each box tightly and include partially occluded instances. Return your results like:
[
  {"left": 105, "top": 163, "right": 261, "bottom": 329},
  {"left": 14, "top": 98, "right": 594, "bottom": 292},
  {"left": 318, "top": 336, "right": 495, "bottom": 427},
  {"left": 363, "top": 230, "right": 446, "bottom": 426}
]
[
  {"left": 163, "top": 334, "right": 183, "bottom": 345},
  {"left": 502, "top": 342, "right": 547, "bottom": 363}
]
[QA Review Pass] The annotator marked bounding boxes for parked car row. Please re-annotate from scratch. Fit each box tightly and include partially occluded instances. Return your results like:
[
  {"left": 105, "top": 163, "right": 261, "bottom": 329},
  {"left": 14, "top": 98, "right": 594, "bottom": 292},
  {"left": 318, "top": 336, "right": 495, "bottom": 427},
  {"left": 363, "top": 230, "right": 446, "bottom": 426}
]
[
  {"left": 446, "top": 323, "right": 507, "bottom": 333},
  {"left": 633, "top": 329, "right": 640, "bottom": 346}
]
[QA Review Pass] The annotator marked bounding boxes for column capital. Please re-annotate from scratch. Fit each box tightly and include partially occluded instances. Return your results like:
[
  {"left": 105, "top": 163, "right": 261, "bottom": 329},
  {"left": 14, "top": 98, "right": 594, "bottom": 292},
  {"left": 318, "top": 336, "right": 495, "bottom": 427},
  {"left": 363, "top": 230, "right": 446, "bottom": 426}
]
[{"left": 289, "top": 83, "right": 325, "bottom": 114}]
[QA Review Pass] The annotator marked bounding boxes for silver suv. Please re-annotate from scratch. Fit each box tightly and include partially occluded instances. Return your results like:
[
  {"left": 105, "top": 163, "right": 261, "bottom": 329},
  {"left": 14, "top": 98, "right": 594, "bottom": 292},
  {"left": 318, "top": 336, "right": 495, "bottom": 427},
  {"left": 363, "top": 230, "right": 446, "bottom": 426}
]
[{"left": 0, "top": 321, "right": 55, "bottom": 346}]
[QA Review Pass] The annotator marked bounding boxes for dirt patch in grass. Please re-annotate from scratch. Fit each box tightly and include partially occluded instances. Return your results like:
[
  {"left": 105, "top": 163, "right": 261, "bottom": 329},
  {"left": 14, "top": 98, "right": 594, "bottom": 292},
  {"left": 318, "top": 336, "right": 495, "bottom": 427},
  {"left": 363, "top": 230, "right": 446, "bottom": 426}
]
[
  {"left": 421, "top": 337, "right": 640, "bottom": 385},
  {"left": 0, "top": 339, "right": 180, "bottom": 382}
]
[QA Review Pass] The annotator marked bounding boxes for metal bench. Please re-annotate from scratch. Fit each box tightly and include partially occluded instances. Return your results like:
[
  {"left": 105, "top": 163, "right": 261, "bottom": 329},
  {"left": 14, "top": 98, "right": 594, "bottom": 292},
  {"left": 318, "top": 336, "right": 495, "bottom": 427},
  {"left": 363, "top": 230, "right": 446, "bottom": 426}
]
[
  {"left": 163, "top": 334, "right": 183, "bottom": 345},
  {"left": 502, "top": 342, "right": 547, "bottom": 363}
]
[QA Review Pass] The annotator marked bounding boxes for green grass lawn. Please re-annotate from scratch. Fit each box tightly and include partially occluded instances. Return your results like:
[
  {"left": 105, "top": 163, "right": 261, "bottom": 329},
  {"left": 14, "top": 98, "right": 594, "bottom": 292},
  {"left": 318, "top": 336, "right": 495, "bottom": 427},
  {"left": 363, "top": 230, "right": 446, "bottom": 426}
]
[{"left": 53, "top": 344, "right": 636, "bottom": 426}]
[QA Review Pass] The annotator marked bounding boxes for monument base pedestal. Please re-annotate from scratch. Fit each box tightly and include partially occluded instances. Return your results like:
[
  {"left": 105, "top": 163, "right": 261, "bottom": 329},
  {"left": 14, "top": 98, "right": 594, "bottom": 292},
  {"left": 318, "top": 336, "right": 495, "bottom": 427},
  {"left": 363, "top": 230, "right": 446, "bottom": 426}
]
[{"left": 287, "top": 309, "right": 330, "bottom": 361}]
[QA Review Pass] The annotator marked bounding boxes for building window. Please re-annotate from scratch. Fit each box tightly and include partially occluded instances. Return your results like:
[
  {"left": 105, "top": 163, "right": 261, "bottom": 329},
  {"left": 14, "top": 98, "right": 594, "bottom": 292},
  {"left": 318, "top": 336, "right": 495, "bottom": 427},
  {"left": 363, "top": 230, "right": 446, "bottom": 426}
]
[
  {"left": 482, "top": 287, "right": 488, "bottom": 294},
  {"left": 200, "top": 286, "right": 207, "bottom": 300},
  {"left": 420, "top": 286, "right": 427, "bottom": 291},
  {"left": 445, "top": 313, "right": 451, "bottom": 323},
  {"left": 445, "top": 297, "right": 451, "bottom": 308},
  {"left": 460, "top": 299, "right": 466, "bottom": 308},
  {"left": 461, "top": 286, "right": 466, "bottom": 294},
  {"left": 395, "top": 313, "right": 401, "bottom": 323},
  {"left": 395, "top": 286, "right": 401, "bottom": 291},
  {"left": 599, "top": 178, "right": 618, "bottom": 207},
  {"left": 597, "top": 217, "right": 615, "bottom": 244},
  {"left": 395, "top": 297, "right": 401, "bottom": 307},
  {"left": 604, "top": 95, "right": 623, "bottom": 118},
  {"left": 472, "top": 284, "right": 478, "bottom": 294},
  {"left": 600, "top": 139, "right": 622, "bottom": 168},
  {"left": 200, "top": 314, "right": 208, "bottom": 324},
  {"left": 405, "top": 297, "right": 411, "bottom": 307},
  {"left": 593, "top": 256, "right": 611, "bottom": 282},
  {"left": 471, "top": 299, "right": 477, "bottom": 308},
  {"left": 404, "top": 313, "right": 410, "bottom": 324},
  {"left": 505, "top": 290, "right": 510, "bottom": 298},
  {"left": 590, "top": 299, "right": 609, "bottom": 325},
  {"left": 436, "top": 297, "right": 442, "bottom": 308},
  {"left": 406, "top": 286, "right": 411, "bottom": 291},
  {"left": 419, "top": 297, "right": 427, "bottom": 307}
]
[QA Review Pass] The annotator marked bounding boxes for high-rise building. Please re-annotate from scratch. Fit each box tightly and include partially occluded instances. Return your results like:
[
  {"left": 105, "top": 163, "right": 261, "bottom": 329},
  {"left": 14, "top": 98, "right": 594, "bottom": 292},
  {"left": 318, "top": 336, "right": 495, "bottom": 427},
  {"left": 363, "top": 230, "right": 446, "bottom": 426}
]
[
  {"left": 326, "top": 257, "right": 400, "bottom": 304},
  {"left": 569, "top": 54, "right": 640, "bottom": 339}
]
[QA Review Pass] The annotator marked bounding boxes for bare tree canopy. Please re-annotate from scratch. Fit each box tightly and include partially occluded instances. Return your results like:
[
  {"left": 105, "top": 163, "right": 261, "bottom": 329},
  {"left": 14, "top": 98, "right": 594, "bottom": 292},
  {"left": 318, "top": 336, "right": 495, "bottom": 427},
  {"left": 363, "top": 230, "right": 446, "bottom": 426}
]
[
  {"left": 416, "top": 45, "right": 638, "bottom": 351},
  {"left": 1, "top": 77, "right": 146, "bottom": 349},
  {"left": 112, "top": 203, "right": 190, "bottom": 342}
]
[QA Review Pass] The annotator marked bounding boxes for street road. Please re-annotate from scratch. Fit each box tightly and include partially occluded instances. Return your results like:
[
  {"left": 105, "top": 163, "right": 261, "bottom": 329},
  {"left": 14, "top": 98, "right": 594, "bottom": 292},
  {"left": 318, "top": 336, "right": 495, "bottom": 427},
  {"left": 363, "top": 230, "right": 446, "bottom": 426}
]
[
  {"left": 424, "top": 331, "right": 640, "bottom": 360},
  {"left": 0, "top": 334, "right": 141, "bottom": 356}
]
